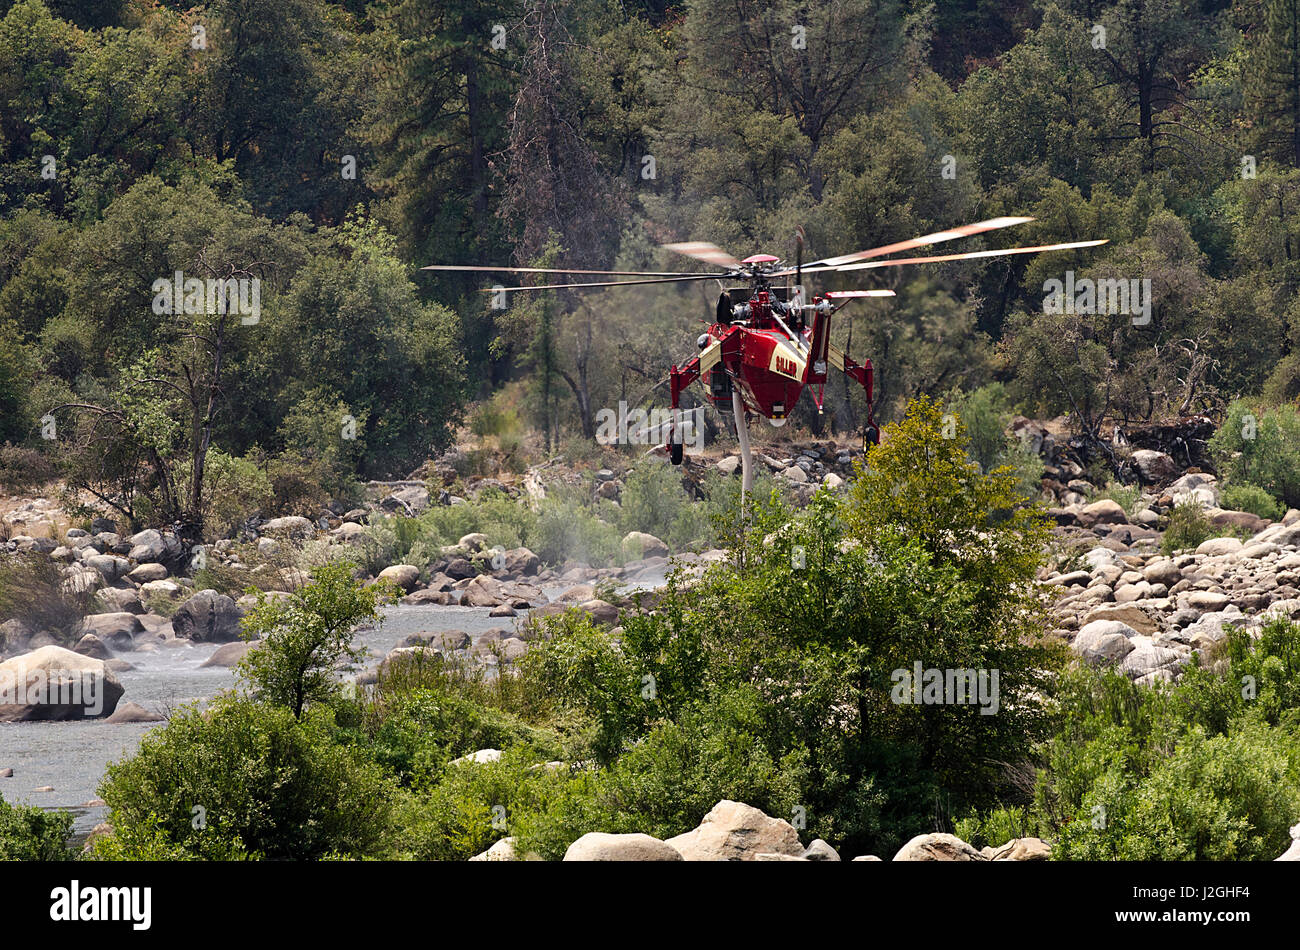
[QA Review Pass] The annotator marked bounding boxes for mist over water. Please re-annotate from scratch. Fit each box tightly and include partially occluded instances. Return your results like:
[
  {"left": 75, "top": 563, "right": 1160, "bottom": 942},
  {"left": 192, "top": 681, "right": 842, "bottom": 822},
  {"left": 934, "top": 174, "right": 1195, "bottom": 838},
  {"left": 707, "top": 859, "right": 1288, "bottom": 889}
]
[{"left": 0, "top": 578, "right": 672, "bottom": 836}]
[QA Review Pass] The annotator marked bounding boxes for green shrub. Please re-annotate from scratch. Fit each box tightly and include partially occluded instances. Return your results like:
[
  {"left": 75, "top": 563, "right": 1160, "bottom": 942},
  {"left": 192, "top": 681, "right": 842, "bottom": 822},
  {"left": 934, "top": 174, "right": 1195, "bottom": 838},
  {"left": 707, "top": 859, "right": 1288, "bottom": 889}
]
[
  {"left": 365, "top": 686, "right": 562, "bottom": 788},
  {"left": 1160, "top": 501, "right": 1215, "bottom": 554},
  {"left": 1210, "top": 401, "right": 1300, "bottom": 509},
  {"left": 1052, "top": 718, "right": 1300, "bottom": 860},
  {"left": 0, "top": 794, "right": 72, "bottom": 860},
  {"left": 0, "top": 443, "right": 54, "bottom": 493},
  {"left": 532, "top": 499, "right": 621, "bottom": 567},
  {"left": 390, "top": 746, "right": 572, "bottom": 860},
  {"left": 1094, "top": 483, "right": 1142, "bottom": 517},
  {"left": 201, "top": 449, "right": 274, "bottom": 542},
  {"left": 469, "top": 397, "right": 521, "bottom": 440},
  {"left": 94, "top": 698, "right": 393, "bottom": 860},
  {"left": 1002, "top": 621, "right": 1300, "bottom": 860},
  {"left": 514, "top": 686, "right": 810, "bottom": 859},
  {"left": 944, "top": 382, "right": 1014, "bottom": 474},
  {"left": 954, "top": 805, "right": 1036, "bottom": 850},
  {"left": 1221, "top": 482, "right": 1284, "bottom": 520},
  {"left": 613, "top": 460, "right": 692, "bottom": 546}
]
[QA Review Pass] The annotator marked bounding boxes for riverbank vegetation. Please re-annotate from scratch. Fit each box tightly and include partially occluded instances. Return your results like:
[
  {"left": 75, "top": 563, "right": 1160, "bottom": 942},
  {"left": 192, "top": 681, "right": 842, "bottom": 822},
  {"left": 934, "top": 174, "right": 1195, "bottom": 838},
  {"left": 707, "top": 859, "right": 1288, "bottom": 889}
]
[{"left": 1, "top": 400, "right": 1280, "bottom": 862}]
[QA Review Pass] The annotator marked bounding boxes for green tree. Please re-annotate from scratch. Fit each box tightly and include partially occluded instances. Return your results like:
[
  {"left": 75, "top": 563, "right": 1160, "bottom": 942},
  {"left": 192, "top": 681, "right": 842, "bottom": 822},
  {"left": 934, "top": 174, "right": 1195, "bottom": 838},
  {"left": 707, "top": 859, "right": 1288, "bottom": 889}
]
[
  {"left": 239, "top": 560, "right": 397, "bottom": 719},
  {"left": 1246, "top": 0, "right": 1300, "bottom": 168}
]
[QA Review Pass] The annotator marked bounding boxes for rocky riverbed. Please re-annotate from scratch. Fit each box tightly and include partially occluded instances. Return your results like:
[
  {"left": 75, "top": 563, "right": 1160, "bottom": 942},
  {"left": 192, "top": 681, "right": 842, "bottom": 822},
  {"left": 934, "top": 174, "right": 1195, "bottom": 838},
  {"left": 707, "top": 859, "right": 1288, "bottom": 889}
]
[{"left": 5, "top": 435, "right": 1300, "bottom": 857}]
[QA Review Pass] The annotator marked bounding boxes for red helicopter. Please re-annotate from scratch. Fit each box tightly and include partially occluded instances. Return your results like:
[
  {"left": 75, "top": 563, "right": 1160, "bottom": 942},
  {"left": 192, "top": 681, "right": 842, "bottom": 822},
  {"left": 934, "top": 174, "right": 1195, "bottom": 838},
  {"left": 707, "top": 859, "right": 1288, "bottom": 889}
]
[{"left": 425, "top": 217, "right": 1105, "bottom": 492}]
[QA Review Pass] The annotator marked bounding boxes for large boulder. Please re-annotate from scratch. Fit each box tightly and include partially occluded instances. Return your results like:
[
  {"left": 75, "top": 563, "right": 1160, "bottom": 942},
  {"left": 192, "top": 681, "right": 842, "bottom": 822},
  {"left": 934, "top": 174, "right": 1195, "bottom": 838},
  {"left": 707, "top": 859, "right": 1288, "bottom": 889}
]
[
  {"left": 104, "top": 701, "right": 164, "bottom": 724},
  {"left": 1130, "top": 449, "right": 1177, "bottom": 484},
  {"left": 458, "top": 533, "right": 490, "bottom": 553},
  {"left": 504, "top": 547, "right": 540, "bottom": 577},
  {"left": 199, "top": 640, "right": 258, "bottom": 668},
  {"left": 262, "top": 516, "right": 315, "bottom": 538},
  {"left": 0, "top": 646, "right": 124, "bottom": 721},
  {"left": 81, "top": 611, "right": 144, "bottom": 642},
  {"left": 1196, "top": 536, "right": 1243, "bottom": 557},
  {"left": 1170, "top": 473, "right": 1218, "bottom": 508},
  {"left": 664, "top": 800, "right": 804, "bottom": 861},
  {"left": 72, "top": 633, "right": 112, "bottom": 660},
  {"left": 578, "top": 599, "right": 620, "bottom": 626},
  {"left": 622, "top": 531, "right": 669, "bottom": 560},
  {"left": 401, "top": 630, "right": 471, "bottom": 652},
  {"left": 563, "top": 832, "right": 683, "bottom": 861},
  {"left": 95, "top": 586, "right": 144, "bottom": 615},
  {"left": 984, "top": 837, "right": 1052, "bottom": 861},
  {"left": 127, "top": 529, "right": 174, "bottom": 564},
  {"left": 83, "top": 554, "right": 129, "bottom": 582},
  {"left": 893, "top": 833, "right": 987, "bottom": 861},
  {"left": 171, "top": 590, "right": 243, "bottom": 643},
  {"left": 382, "top": 485, "right": 429, "bottom": 515},
  {"left": 803, "top": 839, "right": 842, "bottom": 861},
  {"left": 127, "top": 563, "right": 169, "bottom": 584},
  {"left": 1072, "top": 619, "right": 1139, "bottom": 665},
  {"left": 461, "top": 574, "right": 505, "bottom": 607},
  {"left": 376, "top": 564, "right": 421, "bottom": 593},
  {"left": 401, "top": 589, "right": 453, "bottom": 606},
  {"left": 1078, "top": 499, "right": 1129, "bottom": 527},
  {"left": 448, "top": 748, "right": 503, "bottom": 767},
  {"left": 468, "top": 837, "right": 542, "bottom": 861}
]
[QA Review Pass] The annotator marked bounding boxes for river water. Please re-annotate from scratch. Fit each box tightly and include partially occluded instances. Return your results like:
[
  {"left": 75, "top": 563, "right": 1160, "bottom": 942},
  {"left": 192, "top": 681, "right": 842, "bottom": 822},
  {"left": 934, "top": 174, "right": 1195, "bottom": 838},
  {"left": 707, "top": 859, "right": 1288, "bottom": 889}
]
[{"left": 0, "top": 602, "right": 540, "bottom": 835}]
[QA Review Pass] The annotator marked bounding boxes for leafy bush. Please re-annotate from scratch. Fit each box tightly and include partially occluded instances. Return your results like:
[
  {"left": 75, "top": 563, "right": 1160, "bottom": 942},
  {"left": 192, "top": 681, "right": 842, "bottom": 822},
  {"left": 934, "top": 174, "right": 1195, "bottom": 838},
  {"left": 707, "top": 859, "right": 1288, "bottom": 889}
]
[
  {"left": 1160, "top": 501, "right": 1215, "bottom": 554},
  {"left": 1094, "top": 483, "right": 1142, "bottom": 517},
  {"left": 954, "top": 805, "right": 1035, "bottom": 850},
  {"left": 612, "top": 460, "right": 695, "bottom": 548},
  {"left": 975, "top": 620, "right": 1300, "bottom": 861},
  {"left": 944, "top": 382, "right": 1017, "bottom": 473},
  {"left": 201, "top": 448, "right": 274, "bottom": 541},
  {"left": 94, "top": 698, "right": 393, "bottom": 861},
  {"left": 514, "top": 686, "right": 810, "bottom": 859},
  {"left": 469, "top": 397, "right": 522, "bottom": 441},
  {"left": 390, "top": 746, "right": 572, "bottom": 861},
  {"left": 531, "top": 498, "right": 622, "bottom": 567},
  {"left": 1053, "top": 719, "right": 1300, "bottom": 860},
  {"left": 0, "top": 794, "right": 72, "bottom": 860},
  {"left": 276, "top": 388, "right": 367, "bottom": 500},
  {"left": 1210, "top": 401, "right": 1300, "bottom": 509},
  {"left": 365, "top": 686, "right": 562, "bottom": 788},
  {"left": 0, "top": 443, "right": 54, "bottom": 493},
  {"left": 1221, "top": 481, "right": 1284, "bottom": 520}
]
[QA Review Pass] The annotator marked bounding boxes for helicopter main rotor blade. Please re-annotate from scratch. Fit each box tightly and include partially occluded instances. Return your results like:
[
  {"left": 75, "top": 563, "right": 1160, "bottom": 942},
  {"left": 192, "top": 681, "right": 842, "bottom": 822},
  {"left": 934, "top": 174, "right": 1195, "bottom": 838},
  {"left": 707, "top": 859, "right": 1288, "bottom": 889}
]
[
  {"left": 661, "top": 241, "right": 743, "bottom": 269},
  {"left": 775, "top": 216, "right": 1036, "bottom": 277},
  {"left": 481, "top": 273, "right": 732, "bottom": 292},
  {"left": 834, "top": 239, "right": 1108, "bottom": 272},
  {"left": 823, "top": 290, "right": 896, "bottom": 298},
  {"left": 422, "top": 264, "right": 692, "bottom": 277}
]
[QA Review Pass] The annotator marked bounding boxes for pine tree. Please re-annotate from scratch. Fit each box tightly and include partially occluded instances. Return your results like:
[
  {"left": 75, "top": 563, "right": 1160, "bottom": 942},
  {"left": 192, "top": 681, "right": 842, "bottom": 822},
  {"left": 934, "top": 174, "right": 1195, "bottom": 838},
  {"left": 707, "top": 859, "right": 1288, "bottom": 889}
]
[{"left": 1247, "top": 0, "right": 1300, "bottom": 168}]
